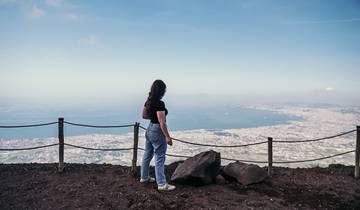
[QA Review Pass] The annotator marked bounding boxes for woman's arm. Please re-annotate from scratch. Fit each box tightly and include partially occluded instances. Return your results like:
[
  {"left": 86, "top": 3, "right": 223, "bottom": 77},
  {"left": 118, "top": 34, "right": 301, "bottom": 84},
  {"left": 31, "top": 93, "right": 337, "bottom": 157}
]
[
  {"left": 142, "top": 106, "right": 150, "bottom": 119},
  {"left": 157, "top": 111, "right": 172, "bottom": 146}
]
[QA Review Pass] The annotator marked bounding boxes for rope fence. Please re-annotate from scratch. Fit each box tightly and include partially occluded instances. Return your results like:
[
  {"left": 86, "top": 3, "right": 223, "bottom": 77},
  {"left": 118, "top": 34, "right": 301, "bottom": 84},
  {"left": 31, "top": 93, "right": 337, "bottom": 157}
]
[
  {"left": 138, "top": 147, "right": 193, "bottom": 159},
  {"left": 173, "top": 137, "right": 268, "bottom": 148},
  {"left": 137, "top": 147, "right": 356, "bottom": 164},
  {"left": 64, "top": 143, "right": 133, "bottom": 151},
  {"left": 272, "top": 150, "right": 356, "bottom": 164},
  {"left": 0, "top": 143, "right": 59, "bottom": 151},
  {"left": 139, "top": 125, "right": 147, "bottom": 130},
  {"left": 64, "top": 121, "right": 134, "bottom": 128},
  {"left": 0, "top": 121, "right": 58, "bottom": 128},
  {"left": 221, "top": 157, "right": 269, "bottom": 164},
  {"left": 273, "top": 129, "right": 357, "bottom": 143},
  {"left": 0, "top": 118, "right": 359, "bottom": 178},
  {"left": 141, "top": 125, "right": 356, "bottom": 145}
]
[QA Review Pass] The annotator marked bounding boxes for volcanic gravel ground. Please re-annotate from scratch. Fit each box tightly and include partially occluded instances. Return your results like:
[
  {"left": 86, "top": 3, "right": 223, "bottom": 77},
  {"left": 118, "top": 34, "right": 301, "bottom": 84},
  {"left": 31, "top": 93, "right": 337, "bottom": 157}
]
[{"left": 1, "top": 162, "right": 360, "bottom": 210}]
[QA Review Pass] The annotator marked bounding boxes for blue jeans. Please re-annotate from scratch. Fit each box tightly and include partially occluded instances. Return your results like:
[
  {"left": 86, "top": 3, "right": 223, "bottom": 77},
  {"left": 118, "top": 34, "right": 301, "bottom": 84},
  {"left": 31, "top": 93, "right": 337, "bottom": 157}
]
[{"left": 140, "top": 122, "right": 167, "bottom": 186}]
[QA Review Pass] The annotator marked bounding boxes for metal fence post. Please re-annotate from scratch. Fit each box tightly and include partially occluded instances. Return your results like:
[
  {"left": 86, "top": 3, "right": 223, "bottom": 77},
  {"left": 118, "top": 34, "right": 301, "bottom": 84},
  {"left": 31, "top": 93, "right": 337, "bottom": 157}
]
[
  {"left": 132, "top": 122, "right": 140, "bottom": 174},
  {"left": 58, "top": 118, "right": 64, "bottom": 173},
  {"left": 268, "top": 137, "right": 273, "bottom": 177},
  {"left": 355, "top": 126, "right": 360, "bottom": 179}
]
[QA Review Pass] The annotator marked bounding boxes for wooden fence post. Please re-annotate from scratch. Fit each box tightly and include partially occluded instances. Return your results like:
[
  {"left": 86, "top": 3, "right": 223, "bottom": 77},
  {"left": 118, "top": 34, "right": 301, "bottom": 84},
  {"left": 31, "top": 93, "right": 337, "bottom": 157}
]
[
  {"left": 355, "top": 126, "right": 360, "bottom": 179},
  {"left": 58, "top": 118, "right": 64, "bottom": 173},
  {"left": 268, "top": 137, "right": 273, "bottom": 177},
  {"left": 132, "top": 122, "right": 140, "bottom": 174}
]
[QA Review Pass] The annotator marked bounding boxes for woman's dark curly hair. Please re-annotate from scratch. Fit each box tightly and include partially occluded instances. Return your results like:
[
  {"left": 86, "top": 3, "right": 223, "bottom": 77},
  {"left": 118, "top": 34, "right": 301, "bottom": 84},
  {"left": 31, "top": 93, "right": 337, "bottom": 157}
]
[{"left": 145, "top": 80, "right": 166, "bottom": 111}]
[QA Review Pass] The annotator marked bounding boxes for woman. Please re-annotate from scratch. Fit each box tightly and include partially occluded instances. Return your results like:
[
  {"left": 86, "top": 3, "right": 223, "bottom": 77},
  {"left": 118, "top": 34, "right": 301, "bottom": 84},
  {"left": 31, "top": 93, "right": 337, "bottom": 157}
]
[{"left": 140, "top": 79, "right": 176, "bottom": 191}]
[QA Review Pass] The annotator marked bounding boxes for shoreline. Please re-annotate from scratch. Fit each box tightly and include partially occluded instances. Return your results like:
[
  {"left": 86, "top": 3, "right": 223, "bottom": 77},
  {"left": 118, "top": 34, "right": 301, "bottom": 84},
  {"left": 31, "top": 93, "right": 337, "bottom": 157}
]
[{"left": 1, "top": 106, "right": 359, "bottom": 168}]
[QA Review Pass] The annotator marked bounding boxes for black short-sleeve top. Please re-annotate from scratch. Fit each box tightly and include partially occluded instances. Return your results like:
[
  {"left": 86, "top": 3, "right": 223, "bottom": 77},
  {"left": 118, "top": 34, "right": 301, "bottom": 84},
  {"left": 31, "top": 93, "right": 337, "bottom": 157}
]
[{"left": 144, "top": 100, "right": 168, "bottom": 124}]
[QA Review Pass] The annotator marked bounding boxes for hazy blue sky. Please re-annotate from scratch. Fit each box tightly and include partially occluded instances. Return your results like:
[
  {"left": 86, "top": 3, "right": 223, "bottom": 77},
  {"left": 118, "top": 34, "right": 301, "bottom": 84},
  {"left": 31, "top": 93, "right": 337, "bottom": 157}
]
[{"left": 1, "top": 0, "right": 359, "bottom": 107}]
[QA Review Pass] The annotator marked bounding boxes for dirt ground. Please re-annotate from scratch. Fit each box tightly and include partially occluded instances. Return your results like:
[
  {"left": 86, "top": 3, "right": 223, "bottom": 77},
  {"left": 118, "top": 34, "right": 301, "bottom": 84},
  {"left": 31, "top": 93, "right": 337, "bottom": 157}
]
[{"left": 1, "top": 162, "right": 360, "bottom": 210}]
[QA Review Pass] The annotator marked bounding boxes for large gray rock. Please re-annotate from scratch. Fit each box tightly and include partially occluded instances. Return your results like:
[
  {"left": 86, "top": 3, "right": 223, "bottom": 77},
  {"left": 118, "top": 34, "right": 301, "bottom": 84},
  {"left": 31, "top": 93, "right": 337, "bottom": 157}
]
[
  {"left": 222, "top": 161, "right": 268, "bottom": 185},
  {"left": 171, "top": 150, "right": 221, "bottom": 185}
]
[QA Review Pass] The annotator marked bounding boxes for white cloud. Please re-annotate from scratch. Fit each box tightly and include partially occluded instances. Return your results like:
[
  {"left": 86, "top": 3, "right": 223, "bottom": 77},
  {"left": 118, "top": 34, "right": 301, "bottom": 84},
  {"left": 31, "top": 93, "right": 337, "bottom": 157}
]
[
  {"left": 79, "top": 35, "right": 98, "bottom": 46},
  {"left": 31, "top": 5, "right": 45, "bottom": 17},
  {"left": 325, "top": 87, "right": 334, "bottom": 91},
  {"left": 45, "top": 0, "right": 63, "bottom": 7}
]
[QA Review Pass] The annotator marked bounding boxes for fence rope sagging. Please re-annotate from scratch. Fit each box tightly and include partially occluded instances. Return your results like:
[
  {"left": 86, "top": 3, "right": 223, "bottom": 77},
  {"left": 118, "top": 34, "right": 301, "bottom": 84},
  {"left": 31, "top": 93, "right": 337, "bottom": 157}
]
[
  {"left": 0, "top": 143, "right": 59, "bottom": 151},
  {"left": 220, "top": 157, "right": 268, "bottom": 164},
  {"left": 0, "top": 119, "right": 359, "bottom": 177},
  {"left": 139, "top": 125, "right": 147, "bottom": 130},
  {"left": 273, "top": 150, "right": 356, "bottom": 164},
  {"left": 139, "top": 125, "right": 267, "bottom": 148},
  {"left": 138, "top": 147, "right": 193, "bottom": 159},
  {"left": 138, "top": 147, "right": 355, "bottom": 164},
  {"left": 0, "top": 121, "right": 58, "bottom": 128},
  {"left": 64, "top": 121, "right": 135, "bottom": 128},
  {"left": 140, "top": 125, "right": 356, "bottom": 146},
  {"left": 64, "top": 143, "right": 133, "bottom": 151},
  {"left": 139, "top": 125, "right": 357, "bottom": 165},
  {"left": 273, "top": 129, "right": 356, "bottom": 143},
  {"left": 172, "top": 137, "right": 268, "bottom": 148},
  {"left": 138, "top": 147, "right": 267, "bottom": 164}
]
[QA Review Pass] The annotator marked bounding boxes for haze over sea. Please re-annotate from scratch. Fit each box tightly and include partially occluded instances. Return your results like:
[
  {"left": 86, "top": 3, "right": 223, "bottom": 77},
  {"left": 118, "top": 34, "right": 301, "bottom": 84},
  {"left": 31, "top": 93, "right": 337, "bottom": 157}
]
[{"left": 0, "top": 0, "right": 359, "bottom": 167}]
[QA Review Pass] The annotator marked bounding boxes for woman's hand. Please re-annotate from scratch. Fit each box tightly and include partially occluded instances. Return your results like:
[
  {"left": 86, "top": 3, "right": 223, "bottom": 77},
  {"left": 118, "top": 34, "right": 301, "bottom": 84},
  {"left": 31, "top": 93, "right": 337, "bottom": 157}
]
[{"left": 166, "top": 136, "right": 173, "bottom": 146}]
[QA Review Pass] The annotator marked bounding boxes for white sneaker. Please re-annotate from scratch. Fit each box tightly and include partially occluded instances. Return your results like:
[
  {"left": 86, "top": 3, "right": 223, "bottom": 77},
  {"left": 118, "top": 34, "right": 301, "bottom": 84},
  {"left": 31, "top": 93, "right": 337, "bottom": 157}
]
[
  {"left": 157, "top": 183, "right": 176, "bottom": 191},
  {"left": 140, "top": 177, "right": 156, "bottom": 183}
]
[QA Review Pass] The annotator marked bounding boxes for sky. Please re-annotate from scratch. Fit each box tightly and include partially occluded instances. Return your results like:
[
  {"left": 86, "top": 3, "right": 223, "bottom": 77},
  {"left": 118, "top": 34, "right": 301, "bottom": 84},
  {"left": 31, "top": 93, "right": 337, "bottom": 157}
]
[{"left": 0, "top": 0, "right": 360, "bottom": 108}]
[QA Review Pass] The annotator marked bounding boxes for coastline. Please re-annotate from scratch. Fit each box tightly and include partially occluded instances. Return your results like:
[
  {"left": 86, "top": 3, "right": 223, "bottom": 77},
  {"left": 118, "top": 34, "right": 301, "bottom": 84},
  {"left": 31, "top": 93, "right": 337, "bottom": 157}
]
[{"left": 0, "top": 106, "right": 359, "bottom": 167}]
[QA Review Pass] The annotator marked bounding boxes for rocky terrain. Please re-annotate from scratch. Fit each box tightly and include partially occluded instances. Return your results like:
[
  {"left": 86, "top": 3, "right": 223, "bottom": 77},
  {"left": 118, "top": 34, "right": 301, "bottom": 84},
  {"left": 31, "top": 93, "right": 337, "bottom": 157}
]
[{"left": 1, "top": 162, "right": 360, "bottom": 210}]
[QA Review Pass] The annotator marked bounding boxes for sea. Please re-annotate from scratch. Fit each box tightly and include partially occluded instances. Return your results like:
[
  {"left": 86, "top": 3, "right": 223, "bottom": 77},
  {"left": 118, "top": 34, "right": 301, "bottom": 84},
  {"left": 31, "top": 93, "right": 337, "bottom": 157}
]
[
  {"left": 1, "top": 104, "right": 359, "bottom": 168},
  {"left": 0, "top": 105, "right": 300, "bottom": 139}
]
